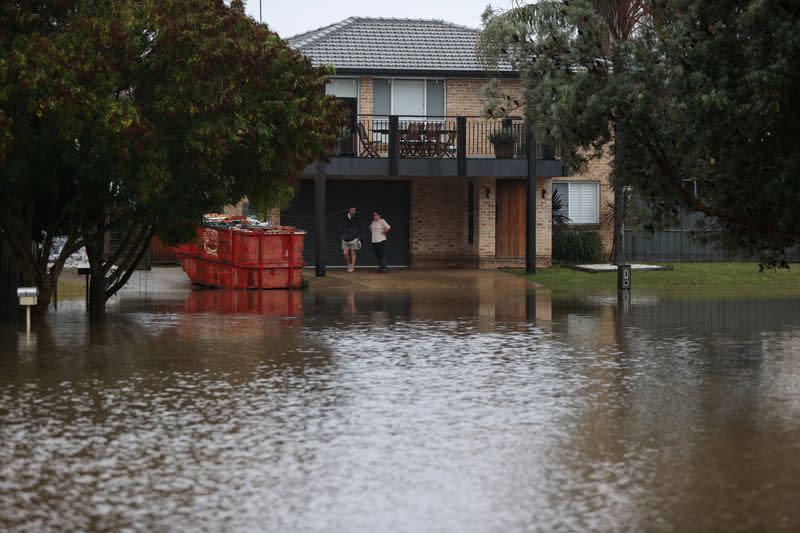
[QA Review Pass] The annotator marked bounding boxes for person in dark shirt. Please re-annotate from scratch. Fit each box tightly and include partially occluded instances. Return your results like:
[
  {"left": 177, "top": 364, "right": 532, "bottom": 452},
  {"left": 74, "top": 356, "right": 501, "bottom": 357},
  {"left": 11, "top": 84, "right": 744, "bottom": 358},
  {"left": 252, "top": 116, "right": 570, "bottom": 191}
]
[{"left": 340, "top": 207, "right": 363, "bottom": 273}]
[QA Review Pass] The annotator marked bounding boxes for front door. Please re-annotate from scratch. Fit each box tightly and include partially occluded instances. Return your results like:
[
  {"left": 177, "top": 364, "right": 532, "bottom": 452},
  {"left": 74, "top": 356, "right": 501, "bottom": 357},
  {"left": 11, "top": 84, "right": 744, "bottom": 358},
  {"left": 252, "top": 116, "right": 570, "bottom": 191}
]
[{"left": 495, "top": 180, "right": 526, "bottom": 263}]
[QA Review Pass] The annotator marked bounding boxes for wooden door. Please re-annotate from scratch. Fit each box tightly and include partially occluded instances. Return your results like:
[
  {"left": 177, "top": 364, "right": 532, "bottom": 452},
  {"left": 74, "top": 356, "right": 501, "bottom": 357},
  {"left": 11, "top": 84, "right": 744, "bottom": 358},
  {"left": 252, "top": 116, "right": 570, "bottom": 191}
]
[{"left": 495, "top": 180, "right": 527, "bottom": 262}]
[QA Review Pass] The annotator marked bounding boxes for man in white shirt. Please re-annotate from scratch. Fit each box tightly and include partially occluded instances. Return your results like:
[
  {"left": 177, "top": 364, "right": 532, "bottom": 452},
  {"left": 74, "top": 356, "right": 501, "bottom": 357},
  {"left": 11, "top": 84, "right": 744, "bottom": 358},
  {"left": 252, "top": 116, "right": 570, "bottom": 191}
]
[{"left": 369, "top": 210, "right": 391, "bottom": 273}]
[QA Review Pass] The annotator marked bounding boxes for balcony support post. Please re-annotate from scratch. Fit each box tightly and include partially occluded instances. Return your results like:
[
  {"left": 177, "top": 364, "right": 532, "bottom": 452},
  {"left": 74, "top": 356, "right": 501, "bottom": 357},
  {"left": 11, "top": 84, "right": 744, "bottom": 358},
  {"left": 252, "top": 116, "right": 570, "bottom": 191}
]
[
  {"left": 526, "top": 124, "right": 538, "bottom": 275},
  {"left": 457, "top": 116, "right": 467, "bottom": 176},
  {"left": 388, "top": 115, "right": 399, "bottom": 176},
  {"left": 314, "top": 160, "right": 326, "bottom": 277}
]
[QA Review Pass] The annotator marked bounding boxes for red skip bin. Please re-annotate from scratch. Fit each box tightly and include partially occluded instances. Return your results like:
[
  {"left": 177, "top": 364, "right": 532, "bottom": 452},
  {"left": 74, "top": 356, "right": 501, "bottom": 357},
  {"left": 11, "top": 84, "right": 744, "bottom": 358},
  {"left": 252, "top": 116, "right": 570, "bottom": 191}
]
[{"left": 173, "top": 216, "right": 306, "bottom": 290}]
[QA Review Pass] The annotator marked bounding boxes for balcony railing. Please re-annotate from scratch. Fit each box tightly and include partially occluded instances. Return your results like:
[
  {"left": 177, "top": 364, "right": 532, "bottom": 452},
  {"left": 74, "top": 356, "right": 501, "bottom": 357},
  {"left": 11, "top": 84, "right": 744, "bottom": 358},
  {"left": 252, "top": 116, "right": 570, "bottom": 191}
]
[{"left": 332, "top": 114, "right": 559, "bottom": 161}]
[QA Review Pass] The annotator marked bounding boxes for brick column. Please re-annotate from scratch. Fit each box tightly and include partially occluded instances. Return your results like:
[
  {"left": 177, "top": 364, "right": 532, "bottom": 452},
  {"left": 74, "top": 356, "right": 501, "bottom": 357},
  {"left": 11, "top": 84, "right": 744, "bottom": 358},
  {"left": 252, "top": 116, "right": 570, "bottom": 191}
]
[
  {"left": 476, "top": 176, "right": 496, "bottom": 268},
  {"left": 536, "top": 177, "right": 552, "bottom": 268},
  {"left": 358, "top": 77, "right": 373, "bottom": 115}
]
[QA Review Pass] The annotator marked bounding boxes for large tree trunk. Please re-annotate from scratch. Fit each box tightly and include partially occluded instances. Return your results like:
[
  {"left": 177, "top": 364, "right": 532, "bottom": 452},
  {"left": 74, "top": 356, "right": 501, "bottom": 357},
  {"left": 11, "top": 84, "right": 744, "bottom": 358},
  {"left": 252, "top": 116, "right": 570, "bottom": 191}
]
[
  {"left": 87, "top": 266, "right": 107, "bottom": 318},
  {"left": 612, "top": 121, "right": 626, "bottom": 265},
  {"left": 32, "top": 273, "right": 57, "bottom": 319},
  {"left": 612, "top": 185, "right": 625, "bottom": 265},
  {"left": 85, "top": 227, "right": 107, "bottom": 319},
  {"left": 84, "top": 220, "right": 156, "bottom": 319}
]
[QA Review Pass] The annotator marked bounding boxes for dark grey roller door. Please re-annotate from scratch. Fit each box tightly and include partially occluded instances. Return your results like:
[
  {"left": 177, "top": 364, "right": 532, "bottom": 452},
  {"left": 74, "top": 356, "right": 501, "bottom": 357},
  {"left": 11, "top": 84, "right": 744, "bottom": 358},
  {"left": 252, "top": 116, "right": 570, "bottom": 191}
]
[{"left": 281, "top": 180, "right": 410, "bottom": 267}]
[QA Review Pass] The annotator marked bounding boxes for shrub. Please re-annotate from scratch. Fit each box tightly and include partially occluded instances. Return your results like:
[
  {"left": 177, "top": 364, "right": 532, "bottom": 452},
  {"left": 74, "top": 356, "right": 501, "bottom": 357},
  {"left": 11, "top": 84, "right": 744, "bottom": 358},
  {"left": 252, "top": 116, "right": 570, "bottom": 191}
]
[
  {"left": 551, "top": 188, "right": 570, "bottom": 229},
  {"left": 488, "top": 127, "right": 519, "bottom": 145},
  {"left": 553, "top": 230, "right": 605, "bottom": 264}
]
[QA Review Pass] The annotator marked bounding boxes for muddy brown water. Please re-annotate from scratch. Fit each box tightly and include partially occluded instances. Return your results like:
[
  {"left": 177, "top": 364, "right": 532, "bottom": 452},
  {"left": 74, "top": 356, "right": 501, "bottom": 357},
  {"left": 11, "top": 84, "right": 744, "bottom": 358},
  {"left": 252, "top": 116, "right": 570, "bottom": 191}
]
[{"left": 1, "top": 272, "right": 800, "bottom": 531}]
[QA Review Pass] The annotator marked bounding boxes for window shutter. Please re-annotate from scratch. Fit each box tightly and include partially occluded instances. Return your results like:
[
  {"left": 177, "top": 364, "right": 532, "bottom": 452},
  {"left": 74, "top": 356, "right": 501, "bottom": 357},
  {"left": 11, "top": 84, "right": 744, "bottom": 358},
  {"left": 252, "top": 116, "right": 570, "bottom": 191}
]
[{"left": 568, "top": 182, "right": 599, "bottom": 224}]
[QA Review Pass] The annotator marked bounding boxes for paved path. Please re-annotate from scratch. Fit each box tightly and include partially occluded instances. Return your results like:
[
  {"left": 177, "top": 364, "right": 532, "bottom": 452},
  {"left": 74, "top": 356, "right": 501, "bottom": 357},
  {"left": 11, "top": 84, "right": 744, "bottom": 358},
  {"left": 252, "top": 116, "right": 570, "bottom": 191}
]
[
  {"left": 110, "top": 266, "right": 542, "bottom": 297},
  {"left": 306, "top": 268, "right": 542, "bottom": 292}
]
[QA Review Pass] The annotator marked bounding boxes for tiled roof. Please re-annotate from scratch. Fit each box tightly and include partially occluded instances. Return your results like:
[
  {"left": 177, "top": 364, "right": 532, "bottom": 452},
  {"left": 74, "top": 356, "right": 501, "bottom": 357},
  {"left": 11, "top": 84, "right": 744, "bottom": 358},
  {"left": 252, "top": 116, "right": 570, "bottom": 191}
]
[{"left": 287, "top": 17, "right": 513, "bottom": 74}]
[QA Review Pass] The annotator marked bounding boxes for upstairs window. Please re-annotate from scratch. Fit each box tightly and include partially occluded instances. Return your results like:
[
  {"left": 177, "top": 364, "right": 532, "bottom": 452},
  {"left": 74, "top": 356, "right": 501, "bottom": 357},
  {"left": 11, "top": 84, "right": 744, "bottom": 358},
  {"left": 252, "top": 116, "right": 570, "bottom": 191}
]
[
  {"left": 325, "top": 78, "right": 358, "bottom": 98},
  {"left": 373, "top": 79, "right": 445, "bottom": 118}
]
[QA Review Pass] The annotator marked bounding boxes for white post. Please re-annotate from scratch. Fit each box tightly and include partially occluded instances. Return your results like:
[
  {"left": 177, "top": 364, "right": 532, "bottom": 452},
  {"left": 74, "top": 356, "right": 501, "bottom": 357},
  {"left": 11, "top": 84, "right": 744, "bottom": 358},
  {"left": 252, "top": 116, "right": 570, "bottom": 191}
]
[{"left": 17, "top": 287, "right": 38, "bottom": 336}]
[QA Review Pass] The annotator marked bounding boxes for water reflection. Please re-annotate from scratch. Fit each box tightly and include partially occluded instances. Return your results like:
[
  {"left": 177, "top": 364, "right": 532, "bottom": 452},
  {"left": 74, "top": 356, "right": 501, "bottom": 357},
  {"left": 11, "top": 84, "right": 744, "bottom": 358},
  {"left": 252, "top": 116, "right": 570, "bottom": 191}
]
[{"left": 1, "top": 281, "right": 800, "bottom": 531}]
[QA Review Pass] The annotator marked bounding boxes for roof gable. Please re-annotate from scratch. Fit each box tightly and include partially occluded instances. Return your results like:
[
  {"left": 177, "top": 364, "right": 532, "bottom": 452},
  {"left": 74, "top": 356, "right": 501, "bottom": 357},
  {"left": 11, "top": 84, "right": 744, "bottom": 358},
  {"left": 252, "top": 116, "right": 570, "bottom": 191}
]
[{"left": 287, "top": 17, "right": 513, "bottom": 75}]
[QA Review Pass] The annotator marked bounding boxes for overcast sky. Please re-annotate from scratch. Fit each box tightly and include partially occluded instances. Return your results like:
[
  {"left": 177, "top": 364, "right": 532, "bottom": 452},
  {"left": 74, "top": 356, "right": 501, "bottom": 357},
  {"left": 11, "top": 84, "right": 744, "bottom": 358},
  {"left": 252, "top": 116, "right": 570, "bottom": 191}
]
[{"left": 243, "top": 0, "right": 513, "bottom": 38}]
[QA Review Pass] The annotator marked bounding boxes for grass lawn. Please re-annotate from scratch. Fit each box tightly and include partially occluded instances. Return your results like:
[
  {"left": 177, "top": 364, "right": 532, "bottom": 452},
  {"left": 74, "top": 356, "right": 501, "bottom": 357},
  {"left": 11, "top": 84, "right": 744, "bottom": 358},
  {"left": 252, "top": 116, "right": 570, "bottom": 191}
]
[
  {"left": 57, "top": 275, "right": 86, "bottom": 301},
  {"left": 511, "top": 262, "right": 800, "bottom": 290}
]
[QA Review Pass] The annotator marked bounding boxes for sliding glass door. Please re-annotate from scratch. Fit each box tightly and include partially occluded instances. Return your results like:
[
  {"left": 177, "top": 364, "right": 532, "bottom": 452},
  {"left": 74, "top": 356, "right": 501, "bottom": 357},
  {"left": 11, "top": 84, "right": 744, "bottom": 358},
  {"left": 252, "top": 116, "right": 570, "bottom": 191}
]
[{"left": 391, "top": 80, "right": 425, "bottom": 118}]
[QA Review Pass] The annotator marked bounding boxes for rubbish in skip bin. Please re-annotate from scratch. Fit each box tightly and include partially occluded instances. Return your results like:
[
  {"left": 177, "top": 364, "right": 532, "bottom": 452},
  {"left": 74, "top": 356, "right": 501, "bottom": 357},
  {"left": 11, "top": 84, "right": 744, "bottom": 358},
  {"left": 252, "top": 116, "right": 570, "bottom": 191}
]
[{"left": 17, "top": 287, "right": 39, "bottom": 334}]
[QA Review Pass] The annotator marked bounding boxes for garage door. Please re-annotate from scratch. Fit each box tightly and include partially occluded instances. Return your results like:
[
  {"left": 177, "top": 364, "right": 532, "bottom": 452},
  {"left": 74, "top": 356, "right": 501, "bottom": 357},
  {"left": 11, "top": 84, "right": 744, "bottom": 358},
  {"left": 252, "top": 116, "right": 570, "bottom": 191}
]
[{"left": 281, "top": 180, "right": 410, "bottom": 267}]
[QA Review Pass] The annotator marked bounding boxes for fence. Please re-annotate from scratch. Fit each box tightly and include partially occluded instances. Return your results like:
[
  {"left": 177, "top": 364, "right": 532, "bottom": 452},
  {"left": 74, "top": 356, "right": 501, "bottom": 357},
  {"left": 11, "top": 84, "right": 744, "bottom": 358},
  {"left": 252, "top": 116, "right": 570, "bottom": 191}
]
[
  {"left": 624, "top": 207, "right": 799, "bottom": 262},
  {"left": 0, "top": 232, "right": 22, "bottom": 320},
  {"left": 334, "top": 114, "right": 558, "bottom": 160},
  {"left": 624, "top": 229, "right": 729, "bottom": 261}
]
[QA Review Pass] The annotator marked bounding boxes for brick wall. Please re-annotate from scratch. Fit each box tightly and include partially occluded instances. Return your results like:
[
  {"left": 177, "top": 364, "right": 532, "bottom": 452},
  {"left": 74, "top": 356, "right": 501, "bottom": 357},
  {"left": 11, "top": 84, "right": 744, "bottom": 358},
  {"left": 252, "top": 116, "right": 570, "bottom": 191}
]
[
  {"left": 409, "top": 175, "right": 552, "bottom": 269},
  {"left": 554, "top": 151, "right": 615, "bottom": 256},
  {"left": 409, "top": 176, "right": 471, "bottom": 268},
  {"left": 536, "top": 177, "right": 553, "bottom": 267},
  {"left": 358, "top": 77, "right": 373, "bottom": 115},
  {"left": 476, "top": 176, "right": 496, "bottom": 267},
  {"left": 444, "top": 78, "right": 523, "bottom": 117}
]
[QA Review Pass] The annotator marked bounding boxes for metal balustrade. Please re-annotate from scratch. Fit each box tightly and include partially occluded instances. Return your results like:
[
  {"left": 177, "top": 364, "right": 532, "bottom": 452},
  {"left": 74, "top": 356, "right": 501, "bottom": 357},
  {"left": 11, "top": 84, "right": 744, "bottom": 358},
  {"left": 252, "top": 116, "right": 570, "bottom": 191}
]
[{"left": 332, "top": 114, "right": 559, "bottom": 161}]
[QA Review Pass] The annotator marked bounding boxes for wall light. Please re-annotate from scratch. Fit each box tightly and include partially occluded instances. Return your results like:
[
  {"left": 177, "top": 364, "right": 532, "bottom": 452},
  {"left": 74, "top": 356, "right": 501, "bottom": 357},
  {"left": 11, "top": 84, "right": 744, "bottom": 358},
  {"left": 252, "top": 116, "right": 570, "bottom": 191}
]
[
  {"left": 485, "top": 187, "right": 491, "bottom": 199},
  {"left": 541, "top": 188, "right": 547, "bottom": 199}
]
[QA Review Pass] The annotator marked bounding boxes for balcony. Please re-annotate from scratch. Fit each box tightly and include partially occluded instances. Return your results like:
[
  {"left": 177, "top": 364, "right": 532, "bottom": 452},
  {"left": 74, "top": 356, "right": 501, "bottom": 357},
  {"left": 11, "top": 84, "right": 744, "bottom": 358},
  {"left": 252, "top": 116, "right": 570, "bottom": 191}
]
[{"left": 302, "top": 115, "right": 564, "bottom": 178}]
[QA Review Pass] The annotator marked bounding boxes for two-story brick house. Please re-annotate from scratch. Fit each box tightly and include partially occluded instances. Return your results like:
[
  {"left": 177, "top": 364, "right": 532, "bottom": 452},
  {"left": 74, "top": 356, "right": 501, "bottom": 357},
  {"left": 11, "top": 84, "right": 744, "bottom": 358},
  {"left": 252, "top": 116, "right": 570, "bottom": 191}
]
[{"left": 275, "top": 17, "right": 614, "bottom": 271}]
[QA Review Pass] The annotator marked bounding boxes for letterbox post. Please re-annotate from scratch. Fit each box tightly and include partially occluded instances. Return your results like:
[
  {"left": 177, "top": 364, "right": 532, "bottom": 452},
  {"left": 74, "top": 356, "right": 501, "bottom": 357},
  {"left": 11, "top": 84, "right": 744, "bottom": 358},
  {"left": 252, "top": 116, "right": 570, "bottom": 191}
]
[
  {"left": 618, "top": 264, "right": 632, "bottom": 291},
  {"left": 17, "top": 287, "right": 39, "bottom": 335}
]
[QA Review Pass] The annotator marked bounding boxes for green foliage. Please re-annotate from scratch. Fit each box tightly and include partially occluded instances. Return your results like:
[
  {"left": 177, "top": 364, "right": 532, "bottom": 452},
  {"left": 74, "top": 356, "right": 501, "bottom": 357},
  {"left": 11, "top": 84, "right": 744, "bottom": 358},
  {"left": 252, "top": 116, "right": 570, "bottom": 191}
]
[
  {"left": 552, "top": 188, "right": 570, "bottom": 229},
  {"left": 488, "top": 127, "right": 519, "bottom": 145},
  {"left": 0, "top": 0, "right": 344, "bottom": 314},
  {"left": 553, "top": 229, "right": 605, "bottom": 264},
  {"left": 479, "top": 0, "right": 800, "bottom": 262},
  {"left": 622, "top": 0, "right": 800, "bottom": 261}
]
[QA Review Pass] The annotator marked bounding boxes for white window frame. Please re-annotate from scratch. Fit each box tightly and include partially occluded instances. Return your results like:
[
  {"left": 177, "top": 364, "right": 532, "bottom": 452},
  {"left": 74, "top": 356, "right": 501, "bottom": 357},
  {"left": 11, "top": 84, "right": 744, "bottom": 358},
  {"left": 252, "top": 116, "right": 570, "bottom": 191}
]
[
  {"left": 372, "top": 77, "right": 447, "bottom": 118},
  {"left": 553, "top": 181, "right": 601, "bottom": 225},
  {"left": 326, "top": 77, "right": 358, "bottom": 99}
]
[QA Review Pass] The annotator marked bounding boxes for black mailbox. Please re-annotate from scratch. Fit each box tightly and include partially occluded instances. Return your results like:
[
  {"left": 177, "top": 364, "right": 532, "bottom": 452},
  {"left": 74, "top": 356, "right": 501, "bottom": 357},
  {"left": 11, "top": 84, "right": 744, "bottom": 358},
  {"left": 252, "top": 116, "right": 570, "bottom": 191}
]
[{"left": 618, "top": 264, "right": 632, "bottom": 290}]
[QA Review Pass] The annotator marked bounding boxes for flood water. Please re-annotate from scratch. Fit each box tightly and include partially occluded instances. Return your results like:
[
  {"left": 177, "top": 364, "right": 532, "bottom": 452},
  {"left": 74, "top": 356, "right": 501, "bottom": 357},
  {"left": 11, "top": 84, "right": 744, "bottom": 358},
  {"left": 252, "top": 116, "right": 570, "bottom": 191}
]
[{"left": 1, "top": 271, "right": 800, "bottom": 532}]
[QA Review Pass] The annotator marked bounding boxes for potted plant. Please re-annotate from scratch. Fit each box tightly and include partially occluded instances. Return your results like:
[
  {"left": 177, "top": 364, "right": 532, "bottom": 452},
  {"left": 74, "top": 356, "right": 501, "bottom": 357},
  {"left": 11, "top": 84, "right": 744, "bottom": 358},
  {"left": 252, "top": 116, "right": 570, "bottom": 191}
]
[{"left": 488, "top": 127, "right": 519, "bottom": 159}]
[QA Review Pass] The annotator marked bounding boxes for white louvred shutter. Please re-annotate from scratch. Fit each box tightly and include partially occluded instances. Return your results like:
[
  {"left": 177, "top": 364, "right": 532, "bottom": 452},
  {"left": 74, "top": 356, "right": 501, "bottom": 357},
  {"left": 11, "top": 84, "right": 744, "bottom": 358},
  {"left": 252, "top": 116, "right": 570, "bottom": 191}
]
[{"left": 568, "top": 182, "right": 599, "bottom": 224}]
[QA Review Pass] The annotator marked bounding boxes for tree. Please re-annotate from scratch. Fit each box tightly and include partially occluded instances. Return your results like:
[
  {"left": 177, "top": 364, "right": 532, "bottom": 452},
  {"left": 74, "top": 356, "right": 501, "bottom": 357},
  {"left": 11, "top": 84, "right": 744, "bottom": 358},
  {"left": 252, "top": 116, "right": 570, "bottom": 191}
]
[
  {"left": 619, "top": 0, "right": 800, "bottom": 262},
  {"left": 479, "top": 0, "right": 648, "bottom": 265},
  {"left": 0, "top": 0, "right": 343, "bottom": 317},
  {"left": 480, "top": 0, "right": 800, "bottom": 265}
]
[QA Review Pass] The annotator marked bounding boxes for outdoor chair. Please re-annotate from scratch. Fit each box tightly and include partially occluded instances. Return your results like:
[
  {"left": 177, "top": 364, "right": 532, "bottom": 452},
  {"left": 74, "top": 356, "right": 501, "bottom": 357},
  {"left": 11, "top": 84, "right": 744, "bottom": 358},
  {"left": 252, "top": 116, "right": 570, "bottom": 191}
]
[
  {"left": 435, "top": 128, "right": 457, "bottom": 158},
  {"left": 421, "top": 122, "right": 441, "bottom": 157},
  {"left": 400, "top": 122, "right": 424, "bottom": 157},
  {"left": 357, "top": 121, "right": 383, "bottom": 158}
]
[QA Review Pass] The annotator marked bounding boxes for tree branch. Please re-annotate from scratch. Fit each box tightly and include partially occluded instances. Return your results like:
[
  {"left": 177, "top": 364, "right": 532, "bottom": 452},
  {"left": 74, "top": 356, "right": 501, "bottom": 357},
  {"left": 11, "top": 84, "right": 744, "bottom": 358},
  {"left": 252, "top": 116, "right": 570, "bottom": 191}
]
[
  {"left": 105, "top": 223, "right": 155, "bottom": 300},
  {"left": 101, "top": 220, "right": 143, "bottom": 275},
  {"left": 639, "top": 135, "right": 799, "bottom": 238}
]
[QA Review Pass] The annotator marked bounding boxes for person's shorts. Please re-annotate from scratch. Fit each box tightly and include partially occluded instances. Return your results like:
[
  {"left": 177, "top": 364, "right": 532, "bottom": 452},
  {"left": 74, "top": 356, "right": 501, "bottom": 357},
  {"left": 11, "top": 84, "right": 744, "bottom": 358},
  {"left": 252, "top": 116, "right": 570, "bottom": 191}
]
[{"left": 342, "top": 239, "right": 361, "bottom": 251}]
